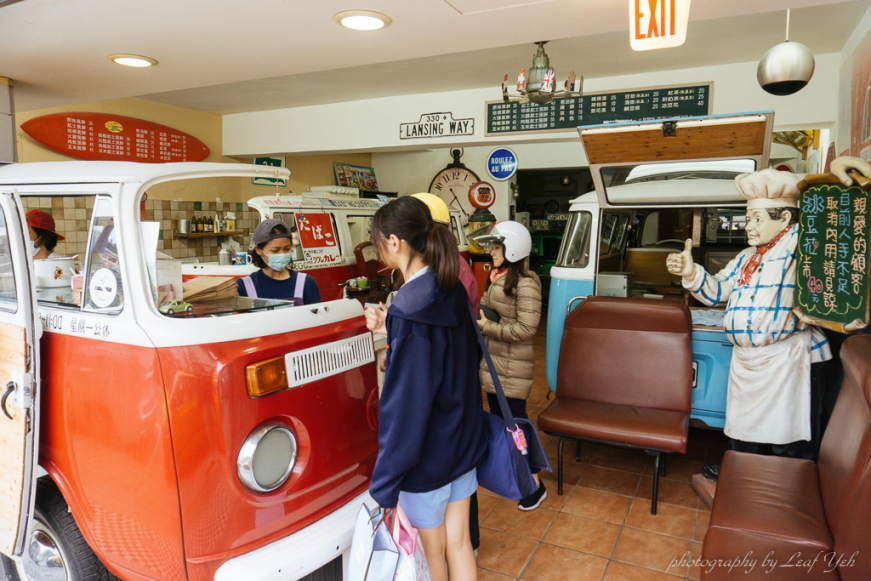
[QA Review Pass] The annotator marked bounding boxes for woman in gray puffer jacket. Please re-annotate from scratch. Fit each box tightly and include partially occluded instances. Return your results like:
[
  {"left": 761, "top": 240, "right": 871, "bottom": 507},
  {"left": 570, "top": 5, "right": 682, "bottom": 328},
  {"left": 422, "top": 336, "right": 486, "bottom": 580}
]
[{"left": 475, "top": 221, "right": 544, "bottom": 510}]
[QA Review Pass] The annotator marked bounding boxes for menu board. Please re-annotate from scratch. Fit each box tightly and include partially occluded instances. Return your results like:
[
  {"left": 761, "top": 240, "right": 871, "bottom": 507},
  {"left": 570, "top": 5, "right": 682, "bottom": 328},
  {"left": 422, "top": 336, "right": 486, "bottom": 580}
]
[
  {"left": 20, "top": 112, "right": 210, "bottom": 163},
  {"left": 795, "top": 174, "right": 871, "bottom": 332},
  {"left": 486, "top": 83, "right": 711, "bottom": 135}
]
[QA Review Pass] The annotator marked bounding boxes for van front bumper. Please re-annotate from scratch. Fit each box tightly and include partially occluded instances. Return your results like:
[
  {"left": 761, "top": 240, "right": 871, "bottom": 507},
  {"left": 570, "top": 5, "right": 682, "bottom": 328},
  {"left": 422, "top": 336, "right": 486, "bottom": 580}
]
[{"left": 214, "top": 489, "right": 374, "bottom": 581}]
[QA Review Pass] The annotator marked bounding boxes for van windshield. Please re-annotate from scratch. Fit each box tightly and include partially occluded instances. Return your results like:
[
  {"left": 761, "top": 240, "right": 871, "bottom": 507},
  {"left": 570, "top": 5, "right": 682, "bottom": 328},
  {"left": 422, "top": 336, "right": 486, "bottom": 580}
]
[
  {"left": 599, "top": 160, "right": 755, "bottom": 206},
  {"left": 556, "top": 212, "right": 592, "bottom": 268}
]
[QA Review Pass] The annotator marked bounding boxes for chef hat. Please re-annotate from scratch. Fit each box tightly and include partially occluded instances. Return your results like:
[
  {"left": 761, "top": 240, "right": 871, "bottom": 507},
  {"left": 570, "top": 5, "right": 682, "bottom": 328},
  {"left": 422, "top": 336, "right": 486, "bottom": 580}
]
[{"left": 734, "top": 168, "right": 801, "bottom": 210}]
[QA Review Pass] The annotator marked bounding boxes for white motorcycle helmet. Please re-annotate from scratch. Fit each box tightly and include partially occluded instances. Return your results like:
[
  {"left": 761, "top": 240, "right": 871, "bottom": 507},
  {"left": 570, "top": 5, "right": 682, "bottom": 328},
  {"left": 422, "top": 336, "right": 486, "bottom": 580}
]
[{"left": 471, "top": 221, "right": 532, "bottom": 263}]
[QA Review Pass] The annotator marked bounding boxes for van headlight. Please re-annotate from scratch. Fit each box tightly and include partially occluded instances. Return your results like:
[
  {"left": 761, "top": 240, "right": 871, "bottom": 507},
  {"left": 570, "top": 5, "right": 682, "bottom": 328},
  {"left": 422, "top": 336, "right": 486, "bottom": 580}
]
[{"left": 237, "top": 423, "right": 297, "bottom": 493}]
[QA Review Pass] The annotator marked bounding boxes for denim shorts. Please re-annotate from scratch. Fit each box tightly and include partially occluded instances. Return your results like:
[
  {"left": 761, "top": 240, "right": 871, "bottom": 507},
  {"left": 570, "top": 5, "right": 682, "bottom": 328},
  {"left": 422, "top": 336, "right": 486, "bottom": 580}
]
[{"left": 398, "top": 469, "right": 478, "bottom": 530}]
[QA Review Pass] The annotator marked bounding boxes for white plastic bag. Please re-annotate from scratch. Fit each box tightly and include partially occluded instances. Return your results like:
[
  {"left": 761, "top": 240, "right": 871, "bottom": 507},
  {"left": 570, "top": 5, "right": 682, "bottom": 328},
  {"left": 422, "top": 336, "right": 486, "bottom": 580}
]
[{"left": 348, "top": 504, "right": 399, "bottom": 581}]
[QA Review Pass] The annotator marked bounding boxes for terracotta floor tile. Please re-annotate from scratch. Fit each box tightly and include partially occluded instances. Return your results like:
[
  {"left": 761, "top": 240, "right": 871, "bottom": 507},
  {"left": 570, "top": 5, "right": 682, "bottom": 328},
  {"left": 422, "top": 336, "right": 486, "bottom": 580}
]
[
  {"left": 689, "top": 542, "right": 702, "bottom": 580},
  {"left": 540, "top": 440, "right": 590, "bottom": 487},
  {"left": 562, "top": 487, "right": 632, "bottom": 524},
  {"left": 603, "top": 561, "right": 685, "bottom": 580},
  {"left": 538, "top": 481, "right": 570, "bottom": 511},
  {"left": 478, "top": 494, "right": 501, "bottom": 522},
  {"left": 482, "top": 502, "right": 558, "bottom": 541},
  {"left": 636, "top": 476, "right": 698, "bottom": 509},
  {"left": 612, "top": 527, "right": 693, "bottom": 574},
  {"left": 478, "top": 568, "right": 515, "bottom": 581},
  {"left": 520, "top": 543, "right": 608, "bottom": 581},
  {"left": 543, "top": 513, "right": 621, "bottom": 558},
  {"left": 477, "top": 528, "right": 538, "bottom": 578},
  {"left": 479, "top": 485, "right": 499, "bottom": 498},
  {"left": 624, "top": 498, "right": 696, "bottom": 540},
  {"left": 590, "top": 447, "right": 650, "bottom": 474},
  {"left": 694, "top": 511, "right": 710, "bottom": 542},
  {"left": 698, "top": 495, "right": 711, "bottom": 512},
  {"left": 643, "top": 458, "right": 705, "bottom": 484},
  {"left": 577, "top": 466, "right": 642, "bottom": 497}
]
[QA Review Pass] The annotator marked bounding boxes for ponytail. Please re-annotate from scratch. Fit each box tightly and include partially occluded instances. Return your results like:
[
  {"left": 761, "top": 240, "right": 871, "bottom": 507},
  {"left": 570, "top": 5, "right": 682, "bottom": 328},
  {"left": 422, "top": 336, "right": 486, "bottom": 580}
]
[
  {"left": 425, "top": 223, "right": 460, "bottom": 292},
  {"left": 372, "top": 197, "right": 460, "bottom": 292}
]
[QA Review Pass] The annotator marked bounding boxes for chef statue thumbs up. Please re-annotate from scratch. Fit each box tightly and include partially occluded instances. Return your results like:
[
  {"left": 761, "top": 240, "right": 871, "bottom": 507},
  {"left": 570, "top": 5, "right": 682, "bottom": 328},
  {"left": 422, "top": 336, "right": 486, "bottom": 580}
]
[{"left": 666, "top": 239, "right": 696, "bottom": 280}]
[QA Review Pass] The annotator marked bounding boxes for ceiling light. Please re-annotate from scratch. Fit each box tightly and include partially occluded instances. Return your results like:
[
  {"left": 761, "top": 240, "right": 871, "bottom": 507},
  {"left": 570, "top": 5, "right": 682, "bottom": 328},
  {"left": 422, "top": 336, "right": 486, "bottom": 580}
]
[
  {"left": 334, "top": 10, "right": 391, "bottom": 30},
  {"left": 108, "top": 54, "right": 158, "bottom": 68}
]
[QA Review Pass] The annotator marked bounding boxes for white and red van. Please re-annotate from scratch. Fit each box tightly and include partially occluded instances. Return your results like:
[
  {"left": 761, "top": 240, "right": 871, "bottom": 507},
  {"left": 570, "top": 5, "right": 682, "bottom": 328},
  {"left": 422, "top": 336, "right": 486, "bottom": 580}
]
[
  {"left": 0, "top": 161, "right": 381, "bottom": 581},
  {"left": 183, "top": 190, "right": 471, "bottom": 302}
]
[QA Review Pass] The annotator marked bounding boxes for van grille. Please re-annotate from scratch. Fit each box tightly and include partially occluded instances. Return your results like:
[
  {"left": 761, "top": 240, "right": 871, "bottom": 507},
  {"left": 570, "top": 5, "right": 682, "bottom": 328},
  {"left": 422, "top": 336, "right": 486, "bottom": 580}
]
[
  {"left": 300, "top": 556, "right": 343, "bottom": 581},
  {"left": 285, "top": 333, "right": 374, "bottom": 388}
]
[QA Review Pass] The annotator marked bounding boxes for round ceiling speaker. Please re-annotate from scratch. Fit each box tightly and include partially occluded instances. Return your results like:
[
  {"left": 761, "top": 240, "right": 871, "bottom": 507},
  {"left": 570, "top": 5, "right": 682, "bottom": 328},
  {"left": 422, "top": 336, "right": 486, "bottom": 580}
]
[{"left": 757, "top": 41, "right": 815, "bottom": 96}]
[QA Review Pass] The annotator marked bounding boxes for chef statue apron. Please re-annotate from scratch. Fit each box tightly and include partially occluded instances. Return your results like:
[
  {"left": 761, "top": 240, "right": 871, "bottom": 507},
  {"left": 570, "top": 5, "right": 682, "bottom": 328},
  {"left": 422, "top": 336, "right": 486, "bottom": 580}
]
[{"left": 668, "top": 168, "right": 832, "bottom": 447}]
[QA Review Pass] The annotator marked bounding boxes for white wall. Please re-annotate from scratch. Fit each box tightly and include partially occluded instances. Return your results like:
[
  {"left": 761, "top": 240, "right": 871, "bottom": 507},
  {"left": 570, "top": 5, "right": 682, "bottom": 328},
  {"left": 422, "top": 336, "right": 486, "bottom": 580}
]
[{"left": 224, "top": 54, "right": 842, "bottom": 158}]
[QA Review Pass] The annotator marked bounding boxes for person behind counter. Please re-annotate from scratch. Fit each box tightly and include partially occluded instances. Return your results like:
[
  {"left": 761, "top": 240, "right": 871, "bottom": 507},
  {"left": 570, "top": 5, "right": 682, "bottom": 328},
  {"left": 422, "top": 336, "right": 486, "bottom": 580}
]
[
  {"left": 237, "top": 219, "right": 321, "bottom": 305},
  {"left": 27, "top": 209, "right": 65, "bottom": 259}
]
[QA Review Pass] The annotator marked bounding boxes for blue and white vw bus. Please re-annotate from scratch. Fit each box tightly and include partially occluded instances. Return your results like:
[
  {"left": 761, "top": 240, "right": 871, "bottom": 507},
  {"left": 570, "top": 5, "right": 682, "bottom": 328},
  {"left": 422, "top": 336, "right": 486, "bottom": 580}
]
[{"left": 546, "top": 112, "right": 776, "bottom": 428}]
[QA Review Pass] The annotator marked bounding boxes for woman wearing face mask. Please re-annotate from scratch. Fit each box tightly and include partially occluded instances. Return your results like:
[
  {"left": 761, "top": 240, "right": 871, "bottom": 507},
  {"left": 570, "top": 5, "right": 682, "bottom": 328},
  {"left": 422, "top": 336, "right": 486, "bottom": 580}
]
[
  {"left": 473, "top": 221, "right": 544, "bottom": 511},
  {"left": 236, "top": 219, "right": 321, "bottom": 305},
  {"left": 26, "top": 209, "right": 65, "bottom": 259}
]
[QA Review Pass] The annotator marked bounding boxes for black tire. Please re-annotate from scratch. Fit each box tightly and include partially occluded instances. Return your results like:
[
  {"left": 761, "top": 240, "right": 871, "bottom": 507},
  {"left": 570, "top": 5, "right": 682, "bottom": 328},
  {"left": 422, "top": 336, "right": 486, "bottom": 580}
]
[
  {"left": 167, "top": 309, "right": 174, "bottom": 315},
  {"left": 185, "top": 306, "right": 193, "bottom": 313},
  {"left": 30, "top": 479, "right": 118, "bottom": 581}
]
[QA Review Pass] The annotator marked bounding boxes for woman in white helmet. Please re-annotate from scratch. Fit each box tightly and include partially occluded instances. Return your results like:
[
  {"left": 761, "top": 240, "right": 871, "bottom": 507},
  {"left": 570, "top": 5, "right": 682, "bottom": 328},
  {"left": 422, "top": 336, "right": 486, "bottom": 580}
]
[{"left": 473, "top": 221, "right": 545, "bottom": 510}]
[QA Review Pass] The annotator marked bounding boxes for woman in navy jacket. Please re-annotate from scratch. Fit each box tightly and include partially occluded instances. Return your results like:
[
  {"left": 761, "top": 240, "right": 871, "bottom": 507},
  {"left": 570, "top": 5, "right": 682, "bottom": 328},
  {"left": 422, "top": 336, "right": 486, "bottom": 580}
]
[{"left": 368, "top": 196, "right": 487, "bottom": 581}]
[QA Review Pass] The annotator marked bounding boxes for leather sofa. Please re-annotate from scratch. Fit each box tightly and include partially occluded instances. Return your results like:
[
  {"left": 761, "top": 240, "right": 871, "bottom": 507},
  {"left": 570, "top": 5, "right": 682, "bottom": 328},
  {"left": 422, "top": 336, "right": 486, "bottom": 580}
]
[{"left": 701, "top": 335, "right": 871, "bottom": 580}]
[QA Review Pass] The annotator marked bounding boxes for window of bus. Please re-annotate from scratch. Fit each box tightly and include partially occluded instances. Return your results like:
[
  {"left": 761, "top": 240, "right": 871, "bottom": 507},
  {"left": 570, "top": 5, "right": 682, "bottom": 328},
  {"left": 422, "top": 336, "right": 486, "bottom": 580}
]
[
  {"left": 346, "top": 215, "right": 373, "bottom": 248},
  {"left": 556, "top": 212, "right": 592, "bottom": 268},
  {"left": 600, "top": 214, "right": 619, "bottom": 256}
]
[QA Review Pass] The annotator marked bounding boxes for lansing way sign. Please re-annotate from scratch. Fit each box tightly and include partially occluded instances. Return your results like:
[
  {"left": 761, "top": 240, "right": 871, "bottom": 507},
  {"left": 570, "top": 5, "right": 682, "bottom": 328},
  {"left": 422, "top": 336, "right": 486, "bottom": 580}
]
[{"left": 400, "top": 112, "right": 474, "bottom": 140}]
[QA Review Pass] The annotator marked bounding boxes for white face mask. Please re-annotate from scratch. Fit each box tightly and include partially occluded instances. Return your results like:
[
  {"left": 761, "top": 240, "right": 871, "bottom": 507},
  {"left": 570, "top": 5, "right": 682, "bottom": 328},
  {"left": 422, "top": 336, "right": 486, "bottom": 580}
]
[{"left": 30, "top": 239, "right": 41, "bottom": 257}]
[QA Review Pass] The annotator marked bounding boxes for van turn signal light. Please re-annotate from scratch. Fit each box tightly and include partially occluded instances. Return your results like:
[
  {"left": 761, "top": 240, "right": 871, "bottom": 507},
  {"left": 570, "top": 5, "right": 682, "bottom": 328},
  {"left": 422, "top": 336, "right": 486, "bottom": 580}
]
[{"left": 246, "top": 356, "right": 289, "bottom": 397}]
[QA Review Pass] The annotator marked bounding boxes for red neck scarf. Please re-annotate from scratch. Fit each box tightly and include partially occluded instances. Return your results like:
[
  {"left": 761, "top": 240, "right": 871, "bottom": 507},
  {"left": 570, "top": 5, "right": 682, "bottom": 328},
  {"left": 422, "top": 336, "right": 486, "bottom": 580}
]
[
  {"left": 738, "top": 226, "right": 791, "bottom": 287},
  {"left": 489, "top": 266, "right": 508, "bottom": 284}
]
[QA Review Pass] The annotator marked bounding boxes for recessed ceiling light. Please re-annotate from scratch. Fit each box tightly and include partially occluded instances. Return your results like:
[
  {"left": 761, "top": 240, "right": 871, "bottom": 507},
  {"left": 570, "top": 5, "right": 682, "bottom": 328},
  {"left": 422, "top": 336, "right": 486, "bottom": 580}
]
[
  {"left": 334, "top": 10, "right": 391, "bottom": 31},
  {"left": 108, "top": 54, "right": 158, "bottom": 68}
]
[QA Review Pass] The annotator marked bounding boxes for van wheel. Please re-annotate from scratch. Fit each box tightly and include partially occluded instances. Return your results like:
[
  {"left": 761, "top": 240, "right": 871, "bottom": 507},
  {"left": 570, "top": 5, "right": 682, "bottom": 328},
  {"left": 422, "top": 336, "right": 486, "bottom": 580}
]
[{"left": 23, "top": 480, "right": 117, "bottom": 581}]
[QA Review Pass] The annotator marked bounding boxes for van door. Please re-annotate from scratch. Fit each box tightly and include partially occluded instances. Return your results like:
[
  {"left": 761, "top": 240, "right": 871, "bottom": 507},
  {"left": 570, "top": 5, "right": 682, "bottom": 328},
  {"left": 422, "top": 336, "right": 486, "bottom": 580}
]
[
  {"left": 579, "top": 112, "right": 775, "bottom": 209},
  {"left": 0, "top": 190, "right": 41, "bottom": 560}
]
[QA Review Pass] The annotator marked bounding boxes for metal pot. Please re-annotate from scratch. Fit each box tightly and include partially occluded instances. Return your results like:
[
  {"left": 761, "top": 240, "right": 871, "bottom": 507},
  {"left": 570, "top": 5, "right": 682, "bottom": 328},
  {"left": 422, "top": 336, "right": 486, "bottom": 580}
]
[{"left": 34, "top": 256, "right": 82, "bottom": 288}]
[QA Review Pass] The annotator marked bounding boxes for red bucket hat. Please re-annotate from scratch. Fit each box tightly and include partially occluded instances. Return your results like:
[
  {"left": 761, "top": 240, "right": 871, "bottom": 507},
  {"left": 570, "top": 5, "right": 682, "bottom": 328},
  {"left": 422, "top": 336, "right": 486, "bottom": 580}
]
[{"left": 26, "top": 209, "right": 66, "bottom": 241}]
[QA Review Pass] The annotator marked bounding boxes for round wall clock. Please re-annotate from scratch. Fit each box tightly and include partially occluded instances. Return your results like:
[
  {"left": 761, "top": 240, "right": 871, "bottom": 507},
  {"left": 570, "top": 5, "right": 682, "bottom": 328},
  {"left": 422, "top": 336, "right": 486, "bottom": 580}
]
[{"left": 428, "top": 149, "right": 480, "bottom": 225}]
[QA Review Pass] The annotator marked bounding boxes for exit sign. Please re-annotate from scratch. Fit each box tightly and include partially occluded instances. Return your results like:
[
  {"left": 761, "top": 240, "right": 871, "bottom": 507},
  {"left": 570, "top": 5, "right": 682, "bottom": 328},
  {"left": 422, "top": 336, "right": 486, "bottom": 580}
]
[{"left": 629, "top": 0, "right": 691, "bottom": 51}]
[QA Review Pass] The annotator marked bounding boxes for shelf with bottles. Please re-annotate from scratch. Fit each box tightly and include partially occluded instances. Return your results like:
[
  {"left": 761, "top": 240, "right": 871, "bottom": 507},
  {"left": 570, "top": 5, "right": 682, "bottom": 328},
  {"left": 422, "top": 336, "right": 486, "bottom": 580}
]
[{"left": 176, "top": 230, "right": 243, "bottom": 239}]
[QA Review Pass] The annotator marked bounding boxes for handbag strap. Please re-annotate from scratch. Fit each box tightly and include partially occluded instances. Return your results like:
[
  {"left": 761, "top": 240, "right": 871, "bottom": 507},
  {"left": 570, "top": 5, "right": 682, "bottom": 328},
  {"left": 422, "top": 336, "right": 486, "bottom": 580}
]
[{"left": 467, "top": 301, "right": 519, "bottom": 431}]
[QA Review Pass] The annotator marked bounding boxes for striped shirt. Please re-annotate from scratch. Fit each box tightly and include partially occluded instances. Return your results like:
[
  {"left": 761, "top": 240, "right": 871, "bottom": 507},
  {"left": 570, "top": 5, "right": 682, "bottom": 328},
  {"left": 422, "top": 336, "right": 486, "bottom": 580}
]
[{"left": 683, "top": 224, "right": 832, "bottom": 362}]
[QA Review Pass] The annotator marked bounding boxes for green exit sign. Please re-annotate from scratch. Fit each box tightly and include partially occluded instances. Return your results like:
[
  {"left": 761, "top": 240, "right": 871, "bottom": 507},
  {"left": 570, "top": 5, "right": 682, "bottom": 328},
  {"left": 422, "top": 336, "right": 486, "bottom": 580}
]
[{"left": 253, "top": 156, "right": 287, "bottom": 187}]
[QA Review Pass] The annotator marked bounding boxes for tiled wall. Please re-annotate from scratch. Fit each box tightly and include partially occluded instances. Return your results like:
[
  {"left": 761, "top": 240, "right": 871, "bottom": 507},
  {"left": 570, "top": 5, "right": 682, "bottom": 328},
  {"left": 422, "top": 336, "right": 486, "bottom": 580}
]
[
  {"left": 22, "top": 196, "right": 94, "bottom": 258},
  {"left": 21, "top": 197, "right": 262, "bottom": 264},
  {"left": 143, "top": 199, "right": 262, "bottom": 262}
]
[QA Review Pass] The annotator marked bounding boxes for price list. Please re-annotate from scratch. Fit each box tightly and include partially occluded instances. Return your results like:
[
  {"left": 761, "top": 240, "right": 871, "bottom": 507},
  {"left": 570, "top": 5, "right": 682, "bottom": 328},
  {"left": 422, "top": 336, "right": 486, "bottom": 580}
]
[
  {"left": 486, "top": 83, "right": 711, "bottom": 135},
  {"left": 796, "top": 180, "right": 871, "bottom": 329},
  {"left": 64, "top": 116, "right": 194, "bottom": 162}
]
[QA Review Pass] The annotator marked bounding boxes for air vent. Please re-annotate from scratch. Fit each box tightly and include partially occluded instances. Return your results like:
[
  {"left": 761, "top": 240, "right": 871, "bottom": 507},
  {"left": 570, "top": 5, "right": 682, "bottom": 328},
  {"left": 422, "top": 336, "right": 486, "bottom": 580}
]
[{"left": 285, "top": 333, "right": 374, "bottom": 388}]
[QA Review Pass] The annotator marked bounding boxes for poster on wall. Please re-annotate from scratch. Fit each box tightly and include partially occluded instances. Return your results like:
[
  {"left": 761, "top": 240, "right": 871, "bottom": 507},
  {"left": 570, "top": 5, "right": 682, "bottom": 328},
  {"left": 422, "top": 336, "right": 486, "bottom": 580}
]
[
  {"left": 297, "top": 213, "right": 341, "bottom": 267},
  {"left": 20, "top": 112, "right": 210, "bottom": 163},
  {"left": 334, "top": 163, "right": 379, "bottom": 192}
]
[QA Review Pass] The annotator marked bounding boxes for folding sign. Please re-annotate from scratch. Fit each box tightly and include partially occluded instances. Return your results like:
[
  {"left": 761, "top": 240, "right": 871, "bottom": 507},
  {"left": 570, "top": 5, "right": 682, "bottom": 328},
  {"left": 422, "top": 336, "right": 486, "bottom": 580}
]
[{"left": 629, "top": 0, "right": 691, "bottom": 51}]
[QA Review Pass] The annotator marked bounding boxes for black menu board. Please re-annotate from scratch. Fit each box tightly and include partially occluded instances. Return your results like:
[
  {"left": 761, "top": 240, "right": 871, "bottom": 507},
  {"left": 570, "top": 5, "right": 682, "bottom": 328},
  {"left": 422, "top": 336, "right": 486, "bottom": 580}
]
[
  {"left": 795, "top": 174, "right": 871, "bottom": 333},
  {"left": 486, "top": 83, "right": 711, "bottom": 135}
]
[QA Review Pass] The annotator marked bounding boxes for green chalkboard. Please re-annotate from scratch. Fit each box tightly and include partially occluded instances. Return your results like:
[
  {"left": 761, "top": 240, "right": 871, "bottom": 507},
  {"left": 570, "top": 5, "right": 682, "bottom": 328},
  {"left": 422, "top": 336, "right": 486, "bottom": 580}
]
[
  {"left": 486, "top": 83, "right": 712, "bottom": 136},
  {"left": 795, "top": 175, "right": 871, "bottom": 333}
]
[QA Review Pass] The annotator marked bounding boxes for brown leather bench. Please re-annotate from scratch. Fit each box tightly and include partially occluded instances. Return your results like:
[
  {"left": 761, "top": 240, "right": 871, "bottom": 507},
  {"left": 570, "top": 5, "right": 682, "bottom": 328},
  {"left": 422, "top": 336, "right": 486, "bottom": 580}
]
[
  {"left": 537, "top": 296, "right": 693, "bottom": 514},
  {"left": 701, "top": 335, "right": 871, "bottom": 580}
]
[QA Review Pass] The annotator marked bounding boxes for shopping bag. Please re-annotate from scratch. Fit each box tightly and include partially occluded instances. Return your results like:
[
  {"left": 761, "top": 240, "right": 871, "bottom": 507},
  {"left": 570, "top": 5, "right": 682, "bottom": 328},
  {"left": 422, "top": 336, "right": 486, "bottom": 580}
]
[
  {"left": 388, "top": 506, "right": 431, "bottom": 581},
  {"left": 348, "top": 503, "right": 400, "bottom": 581},
  {"left": 467, "top": 302, "right": 551, "bottom": 500}
]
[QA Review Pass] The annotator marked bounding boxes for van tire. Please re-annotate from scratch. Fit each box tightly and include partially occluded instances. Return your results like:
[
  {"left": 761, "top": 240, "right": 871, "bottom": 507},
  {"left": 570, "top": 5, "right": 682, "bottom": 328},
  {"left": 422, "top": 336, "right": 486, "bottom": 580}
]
[{"left": 29, "top": 479, "right": 118, "bottom": 581}]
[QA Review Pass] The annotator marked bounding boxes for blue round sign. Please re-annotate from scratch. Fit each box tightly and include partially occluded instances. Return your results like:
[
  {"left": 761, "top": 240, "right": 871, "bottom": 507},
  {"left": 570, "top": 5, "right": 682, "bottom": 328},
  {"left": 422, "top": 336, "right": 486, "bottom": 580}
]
[{"left": 487, "top": 148, "right": 518, "bottom": 181}]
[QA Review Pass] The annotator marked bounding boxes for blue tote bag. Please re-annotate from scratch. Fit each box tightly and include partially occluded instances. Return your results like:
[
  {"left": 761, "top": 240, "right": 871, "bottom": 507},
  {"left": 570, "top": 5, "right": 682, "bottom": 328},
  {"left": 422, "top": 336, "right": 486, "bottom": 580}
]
[{"left": 468, "top": 302, "right": 551, "bottom": 500}]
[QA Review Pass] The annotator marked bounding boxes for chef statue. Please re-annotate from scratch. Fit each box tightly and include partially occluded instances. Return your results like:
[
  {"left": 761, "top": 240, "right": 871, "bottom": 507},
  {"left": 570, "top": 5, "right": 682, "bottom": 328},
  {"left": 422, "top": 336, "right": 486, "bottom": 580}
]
[{"left": 667, "top": 157, "right": 871, "bottom": 466}]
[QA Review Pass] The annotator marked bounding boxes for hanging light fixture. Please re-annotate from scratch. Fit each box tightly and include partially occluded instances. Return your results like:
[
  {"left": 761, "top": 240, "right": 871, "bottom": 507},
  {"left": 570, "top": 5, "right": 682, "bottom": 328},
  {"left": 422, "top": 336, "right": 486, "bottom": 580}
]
[
  {"left": 500, "top": 42, "right": 582, "bottom": 105},
  {"left": 757, "top": 9, "right": 815, "bottom": 96}
]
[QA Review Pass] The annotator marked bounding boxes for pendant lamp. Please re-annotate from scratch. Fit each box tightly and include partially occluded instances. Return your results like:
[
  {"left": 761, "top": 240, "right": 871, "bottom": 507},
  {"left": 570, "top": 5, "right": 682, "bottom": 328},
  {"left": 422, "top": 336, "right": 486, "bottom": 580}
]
[{"left": 757, "top": 9, "right": 815, "bottom": 96}]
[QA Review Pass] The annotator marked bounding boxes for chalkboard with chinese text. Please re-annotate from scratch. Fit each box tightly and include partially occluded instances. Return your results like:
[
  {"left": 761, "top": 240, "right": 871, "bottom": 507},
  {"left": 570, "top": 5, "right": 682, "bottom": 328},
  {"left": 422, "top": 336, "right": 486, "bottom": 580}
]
[
  {"left": 486, "top": 83, "right": 711, "bottom": 135},
  {"left": 795, "top": 175, "right": 871, "bottom": 332}
]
